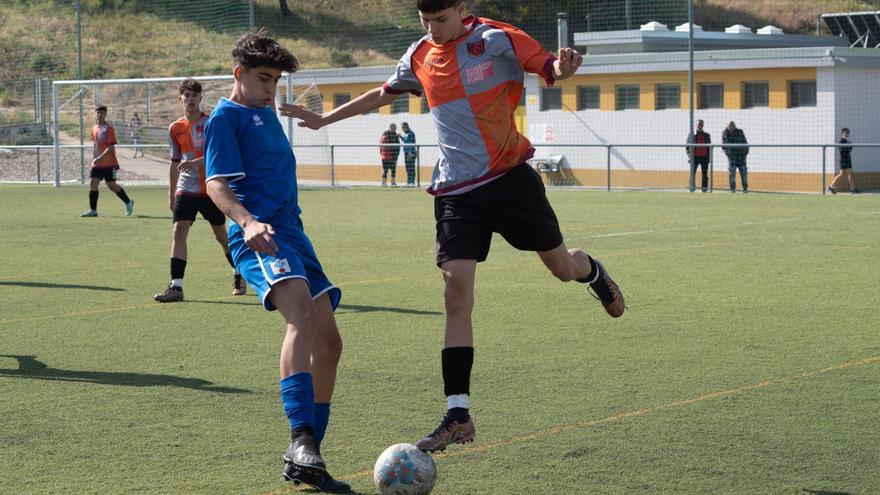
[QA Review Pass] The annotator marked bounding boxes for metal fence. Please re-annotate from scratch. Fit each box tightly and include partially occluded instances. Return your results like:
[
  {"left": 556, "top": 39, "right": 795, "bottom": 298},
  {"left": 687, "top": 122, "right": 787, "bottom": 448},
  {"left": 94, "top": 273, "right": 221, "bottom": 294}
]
[{"left": 2, "top": 143, "right": 877, "bottom": 194}]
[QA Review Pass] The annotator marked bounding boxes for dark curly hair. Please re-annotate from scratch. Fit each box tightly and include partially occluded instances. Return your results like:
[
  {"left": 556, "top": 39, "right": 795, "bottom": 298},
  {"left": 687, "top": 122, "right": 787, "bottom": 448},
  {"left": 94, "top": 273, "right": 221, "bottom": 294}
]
[
  {"left": 417, "top": 0, "right": 464, "bottom": 13},
  {"left": 177, "top": 77, "right": 202, "bottom": 95},
  {"left": 232, "top": 28, "right": 299, "bottom": 73}
]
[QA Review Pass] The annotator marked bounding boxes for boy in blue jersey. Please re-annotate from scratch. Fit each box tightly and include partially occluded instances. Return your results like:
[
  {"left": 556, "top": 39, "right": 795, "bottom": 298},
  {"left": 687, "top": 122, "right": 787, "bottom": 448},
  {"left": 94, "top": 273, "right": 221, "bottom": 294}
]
[{"left": 204, "top": 29, "right": 349, "bottom": 493}]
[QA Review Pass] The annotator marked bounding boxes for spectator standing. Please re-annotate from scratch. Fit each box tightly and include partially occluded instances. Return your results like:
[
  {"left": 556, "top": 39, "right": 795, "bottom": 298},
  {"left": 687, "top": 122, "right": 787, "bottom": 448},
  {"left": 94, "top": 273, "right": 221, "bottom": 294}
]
[
  {"left": 828, "top": 127, "right": 859, "bottom": 194},
  {"left": 380, "top": 123, "right": 401, "bottom": 186},
  {"left": 399, "top": 122, "right": 417, "bottom": 186},
  {"left": 722, "top": 121, "right": 749, "bottom": 193},
  {"left": 686, "top": 119, "right": 711, "bottom": 193}
]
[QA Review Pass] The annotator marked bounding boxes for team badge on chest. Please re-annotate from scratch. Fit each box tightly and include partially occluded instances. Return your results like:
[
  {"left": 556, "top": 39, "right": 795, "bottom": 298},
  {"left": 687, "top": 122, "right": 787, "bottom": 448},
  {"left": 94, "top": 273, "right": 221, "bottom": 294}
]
[{"left": 467, "top": 40, "right": 485, "bottom": 58}]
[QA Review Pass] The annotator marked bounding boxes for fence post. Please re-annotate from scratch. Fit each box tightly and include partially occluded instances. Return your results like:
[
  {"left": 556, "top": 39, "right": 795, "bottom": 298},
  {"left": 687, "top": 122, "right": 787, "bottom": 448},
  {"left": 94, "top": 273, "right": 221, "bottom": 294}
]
[
  {"left": 53, "top": 83, "right": 61, "bottom": 187},
  {"left": 416, "top": 144, "right": 421, "bottom": 188},
  {"left": 37, "top": 147, "right": 42, "bottom": 184},
  {"left": 821, "top": 144, "right": 827, "bottom": 194},
  {"left": 330, "top": 145, "right": 336, "bottom": 187},
  {"left": 709, "top": 145, "right": 714, "bottom": 192},
  {"left": 606, "top": 145, "right": 612, "bottom": 191}
]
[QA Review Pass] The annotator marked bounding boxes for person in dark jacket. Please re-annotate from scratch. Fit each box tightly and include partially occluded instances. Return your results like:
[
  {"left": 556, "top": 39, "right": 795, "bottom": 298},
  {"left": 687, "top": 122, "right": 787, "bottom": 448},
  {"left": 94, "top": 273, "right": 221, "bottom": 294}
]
[
  {"left": 828, "top": 127, "right": 859, "bottom": 194},
  {"left": 380, "top": 123, "right": 401, "bottom": 186},
  {"left": 686, "top": 119, "right": 711, "bottom": 192},
  {"left": 722, "top": 121, "right": 749, "bottom": 193}
]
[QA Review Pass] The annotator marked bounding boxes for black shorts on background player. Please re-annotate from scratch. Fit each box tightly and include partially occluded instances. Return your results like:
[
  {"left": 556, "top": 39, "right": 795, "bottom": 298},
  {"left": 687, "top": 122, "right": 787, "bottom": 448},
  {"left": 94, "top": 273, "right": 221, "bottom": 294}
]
[
  {"left": 89, "top": 167, "right": 118, "bottom": 181},
  {"left": 172, "top": 195, "right": 226, "bottom": 225}
]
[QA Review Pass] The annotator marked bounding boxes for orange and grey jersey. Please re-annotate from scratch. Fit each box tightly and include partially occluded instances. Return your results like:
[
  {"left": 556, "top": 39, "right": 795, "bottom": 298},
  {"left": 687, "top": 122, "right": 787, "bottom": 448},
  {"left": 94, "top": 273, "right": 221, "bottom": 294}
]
[
  {"left": 169, "top": 113, "right": 209, "bottom": 196},
  {"left": 91, "top": 122, "right": 119, "bottom": 169},
  {"left": 384, "top": 16, "right": 556, "bottom": 196}
]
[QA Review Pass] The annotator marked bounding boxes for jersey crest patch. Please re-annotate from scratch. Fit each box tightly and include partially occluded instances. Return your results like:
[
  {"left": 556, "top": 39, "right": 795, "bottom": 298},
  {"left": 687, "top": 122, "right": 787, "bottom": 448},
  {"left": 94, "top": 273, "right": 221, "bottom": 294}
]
[{"left": 467, "top": 40, "right": 485, "bottom": 58}]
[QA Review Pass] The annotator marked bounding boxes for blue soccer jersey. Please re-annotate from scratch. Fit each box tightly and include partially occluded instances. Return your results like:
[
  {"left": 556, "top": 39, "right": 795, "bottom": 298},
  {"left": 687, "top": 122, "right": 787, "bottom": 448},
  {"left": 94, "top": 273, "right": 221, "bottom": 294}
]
[
  {"left": 205, "top": 97, "right": 300, "bottom": 220},
  {"left": 205, "top": 97, "right": 340, "bottom": 312}
]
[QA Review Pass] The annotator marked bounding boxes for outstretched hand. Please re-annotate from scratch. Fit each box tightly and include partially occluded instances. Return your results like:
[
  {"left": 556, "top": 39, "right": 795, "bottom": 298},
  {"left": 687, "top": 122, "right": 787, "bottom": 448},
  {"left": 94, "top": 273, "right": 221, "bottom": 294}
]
[
  {"left": 554, "top": 47, "right": 583, "bottom": 80},
  {"left": 279, "top": 103, "right": 325, "bottom": 130}
]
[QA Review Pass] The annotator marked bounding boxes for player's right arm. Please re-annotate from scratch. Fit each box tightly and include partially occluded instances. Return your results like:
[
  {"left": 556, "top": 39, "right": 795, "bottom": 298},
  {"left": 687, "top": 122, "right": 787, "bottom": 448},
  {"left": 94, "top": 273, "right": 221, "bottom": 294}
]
[
  {"left": 280, "top": 86, "right": 396, "bottom": 130},
  {"left": 206, "top": 178, "right": 278, "bottom": 255},
  {"left": 168, "top": 159, "right": 180, "bottom": 210}
]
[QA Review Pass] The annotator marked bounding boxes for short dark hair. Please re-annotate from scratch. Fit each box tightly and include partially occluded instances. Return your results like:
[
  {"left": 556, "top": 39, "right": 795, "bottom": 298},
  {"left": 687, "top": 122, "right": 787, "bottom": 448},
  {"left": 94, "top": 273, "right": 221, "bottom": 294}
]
[
  {"left": 232, "top": 28, "right": 299, "bottom": 72},
  {"left": 95, "top": 105, "right": 107, "bottom": 112},
  {"left": 417, "top": 0, "right": 464, "bottom": 13},
  {"left": 841, "top": 127, "right": 850, "bottom": 134},
  {"left": 178, "top": 77, "right": 202, "bottom": 95}
]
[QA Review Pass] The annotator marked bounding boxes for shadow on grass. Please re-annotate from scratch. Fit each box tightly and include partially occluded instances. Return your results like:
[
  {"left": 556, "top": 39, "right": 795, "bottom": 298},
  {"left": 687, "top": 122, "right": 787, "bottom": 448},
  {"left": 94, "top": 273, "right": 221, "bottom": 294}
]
[
  {"left": 337, "top": 304, "right": 440, "bottom": 316},
  {"left": 0, "top": 281, "right": 125, "bottom": 292},
  {"left": 186, "top": 298, "right": 260, "bottom": 306},
  {"left": 0, "top": 355, "right": 250, "bottom": 394},
  {"left": 802, "top": 490, "right": 852, "bottom": 495},
  {"left": 131, "top": 214, "right": 173, "bottom": 220}
]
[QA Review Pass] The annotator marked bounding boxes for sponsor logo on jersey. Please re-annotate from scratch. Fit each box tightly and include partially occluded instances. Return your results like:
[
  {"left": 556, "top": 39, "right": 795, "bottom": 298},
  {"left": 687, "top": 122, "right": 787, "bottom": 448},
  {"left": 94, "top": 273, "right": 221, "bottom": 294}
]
[
  {"left": 253, "top": 114, "right": 264, "bottom": 127},
  {"left": 465, "top": 61, "right": 494, "bottom": 84}
]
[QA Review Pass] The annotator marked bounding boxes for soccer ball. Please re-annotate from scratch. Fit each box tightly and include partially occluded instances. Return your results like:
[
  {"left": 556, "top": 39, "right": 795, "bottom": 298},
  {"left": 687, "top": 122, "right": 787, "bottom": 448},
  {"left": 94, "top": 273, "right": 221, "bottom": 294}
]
[{"left": 373, "top": 443, "right": 437, "bottom": 495}]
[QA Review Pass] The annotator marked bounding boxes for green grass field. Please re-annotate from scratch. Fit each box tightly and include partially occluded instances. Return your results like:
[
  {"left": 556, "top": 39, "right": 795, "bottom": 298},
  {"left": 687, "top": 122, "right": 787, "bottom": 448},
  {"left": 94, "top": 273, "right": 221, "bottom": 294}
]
[{"left": 1, "top": 184, "right": 878, "bottom": 495}]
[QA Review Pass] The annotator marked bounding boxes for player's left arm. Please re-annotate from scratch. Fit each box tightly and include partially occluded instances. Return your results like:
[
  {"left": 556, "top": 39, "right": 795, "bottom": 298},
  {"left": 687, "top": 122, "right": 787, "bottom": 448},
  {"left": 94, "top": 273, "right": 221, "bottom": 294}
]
[
  {"left": 552, "top": 47, "right": 582, "bottom": 81},
  {"left": 207, "top": 178, "right": 278, "bottom": 255}
]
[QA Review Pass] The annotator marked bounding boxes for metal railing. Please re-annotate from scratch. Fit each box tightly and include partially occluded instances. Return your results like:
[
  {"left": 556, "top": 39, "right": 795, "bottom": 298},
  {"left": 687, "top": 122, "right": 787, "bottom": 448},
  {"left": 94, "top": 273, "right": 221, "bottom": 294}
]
[{"left": 2, "top": 142, "right": 878, "bottom": 194}]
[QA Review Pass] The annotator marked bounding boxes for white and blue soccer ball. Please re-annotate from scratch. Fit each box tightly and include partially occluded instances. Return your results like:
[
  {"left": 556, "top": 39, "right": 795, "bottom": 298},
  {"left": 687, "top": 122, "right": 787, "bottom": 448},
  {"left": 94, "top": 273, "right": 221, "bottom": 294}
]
[{"left": 373, "top": 443, "right": 437, "bottom": 495}]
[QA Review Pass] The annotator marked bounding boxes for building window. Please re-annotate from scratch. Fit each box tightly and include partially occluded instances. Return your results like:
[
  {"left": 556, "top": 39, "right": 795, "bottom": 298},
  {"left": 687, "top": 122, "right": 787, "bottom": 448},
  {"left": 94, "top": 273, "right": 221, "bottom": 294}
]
[
  {"left": 540, "top": 87, "right": 562, "bottom": 111},
  {"left": 699, "top": 83, "right": 724, "bottom": 109},
  {"left": 615, "top": 85, "right": 640, "bottom": 110},
  {"left": 789, "top": 80, "right": 817, "bottom": 107},
  {"left": 743, "top": 82, "right": 769, "bottom": 108},
  {"left": 420, "top": 95, "right": 430, "bottom": 113},
  {"left": 655, "top": 84, "right": 680, "bottom": 110},
  {"left": 333, "top": 93, "right": 350, "bottom": 109},
  {"left": 391, "top": 94, "right": 409, "bottom": 114},
  {"left": 577, "top": 85, "right": 600, "bottom": 110},
  {"left": 305, "top": 93, "right": 323, "bottom": 113}
]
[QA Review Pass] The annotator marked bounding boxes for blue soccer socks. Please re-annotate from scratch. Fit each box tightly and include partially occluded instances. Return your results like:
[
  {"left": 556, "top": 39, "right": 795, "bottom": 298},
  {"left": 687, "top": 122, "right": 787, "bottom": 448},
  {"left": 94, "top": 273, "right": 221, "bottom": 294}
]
[
  {"left": 281, "top": 372, "right": 316, "bottom": 431},
  {"left": 314, "top": 402, "right": 331, "bottom": 448}
]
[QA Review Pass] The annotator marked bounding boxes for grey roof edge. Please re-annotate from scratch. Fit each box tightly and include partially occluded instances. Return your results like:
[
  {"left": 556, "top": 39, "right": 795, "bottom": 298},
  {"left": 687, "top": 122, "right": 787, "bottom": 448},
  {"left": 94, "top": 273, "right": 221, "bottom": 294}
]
[{"left": 294, "top": 47, "right": 880, "bottom": 83}]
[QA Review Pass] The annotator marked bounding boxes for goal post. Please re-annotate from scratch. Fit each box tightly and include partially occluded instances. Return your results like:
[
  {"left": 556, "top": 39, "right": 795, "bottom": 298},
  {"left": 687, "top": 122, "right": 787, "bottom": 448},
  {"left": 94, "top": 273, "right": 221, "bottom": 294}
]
[{"left": 51, "top": 73, "right": 328, "bottom": 187}]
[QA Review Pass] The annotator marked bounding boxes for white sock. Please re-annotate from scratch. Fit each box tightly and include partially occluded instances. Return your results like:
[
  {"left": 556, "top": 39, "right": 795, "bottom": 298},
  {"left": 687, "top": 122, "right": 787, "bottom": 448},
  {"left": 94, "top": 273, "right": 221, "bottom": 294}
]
[
  {"left": 170, "top": 279, "right": 183, "bottom": 288},
  {"left": 447, "top": 394, "right": 469, "bottom": 410}
]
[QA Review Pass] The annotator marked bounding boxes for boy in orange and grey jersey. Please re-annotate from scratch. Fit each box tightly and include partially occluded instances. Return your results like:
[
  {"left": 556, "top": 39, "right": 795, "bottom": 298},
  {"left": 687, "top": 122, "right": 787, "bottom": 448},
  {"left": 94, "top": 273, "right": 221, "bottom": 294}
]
[
  {"left": 283, "top": 0, "right": 625, "bottom": 455},
  {"left": 80, "top": 105, "right": 134, "bottom": 217},
  {"left": 153, "top": 78, "right": 245, "bottom": 303}
]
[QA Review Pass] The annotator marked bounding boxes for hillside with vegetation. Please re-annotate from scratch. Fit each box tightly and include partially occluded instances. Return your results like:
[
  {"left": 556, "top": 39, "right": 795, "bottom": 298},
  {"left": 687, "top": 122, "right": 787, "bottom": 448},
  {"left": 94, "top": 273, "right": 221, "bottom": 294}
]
[{"left": 1, "top": 0, "right": 878, "bottom": 124}]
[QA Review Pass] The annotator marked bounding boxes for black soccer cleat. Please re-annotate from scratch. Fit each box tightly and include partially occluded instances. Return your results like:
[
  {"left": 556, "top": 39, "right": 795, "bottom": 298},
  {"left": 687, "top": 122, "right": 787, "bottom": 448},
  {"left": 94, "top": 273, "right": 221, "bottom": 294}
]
[
  {"left": 586, "top": 260, "right": 625, "bottom": 318},
  {"left": 415, "top": 413, "right": 476, "bottom": 452},
  {"left": 283, "top": 463, "right": 351, "bottom": 493},
  {"left": 283, "top": 427, "right": 326, "bottom": 473},
  {"left": 154, "top": 285, "right": 183, "bottom": 303}
]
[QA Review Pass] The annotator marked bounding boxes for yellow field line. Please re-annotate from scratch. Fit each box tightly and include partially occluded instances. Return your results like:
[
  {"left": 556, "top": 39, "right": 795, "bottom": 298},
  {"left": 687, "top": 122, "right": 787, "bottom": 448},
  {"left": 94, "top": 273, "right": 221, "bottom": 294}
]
[
  {"left": 0, "top": 296, "right": 241, "bottom": 325},
  {"left": 260, "top": 353, "right": 880, "bottom": 494}
]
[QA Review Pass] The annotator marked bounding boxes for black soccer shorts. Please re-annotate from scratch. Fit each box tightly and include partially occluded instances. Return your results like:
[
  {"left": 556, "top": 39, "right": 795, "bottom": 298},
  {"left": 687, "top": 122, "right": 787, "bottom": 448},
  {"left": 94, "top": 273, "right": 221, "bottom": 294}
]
[{"left": 434, "top": 163, "right": 564, "bottom": 266}]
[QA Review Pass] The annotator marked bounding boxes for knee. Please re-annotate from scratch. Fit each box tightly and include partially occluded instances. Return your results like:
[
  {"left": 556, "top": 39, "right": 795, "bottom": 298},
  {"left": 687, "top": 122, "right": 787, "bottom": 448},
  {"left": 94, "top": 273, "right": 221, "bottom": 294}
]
[
  {"left": 443, "top": 278, "right": 473, "bottom": 317},
  {"left": 172, "top": 223, "right": 189, "bottom": 240},
  {"left": 315, "top": 330, "right": 343, "bottom": 364}
]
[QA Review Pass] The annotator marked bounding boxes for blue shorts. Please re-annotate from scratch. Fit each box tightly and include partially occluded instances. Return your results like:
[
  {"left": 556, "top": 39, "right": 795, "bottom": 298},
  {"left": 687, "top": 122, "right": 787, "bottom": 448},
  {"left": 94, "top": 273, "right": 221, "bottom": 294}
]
[{"left": 228, "top": 214, "right": 341, "bottom": 312}]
